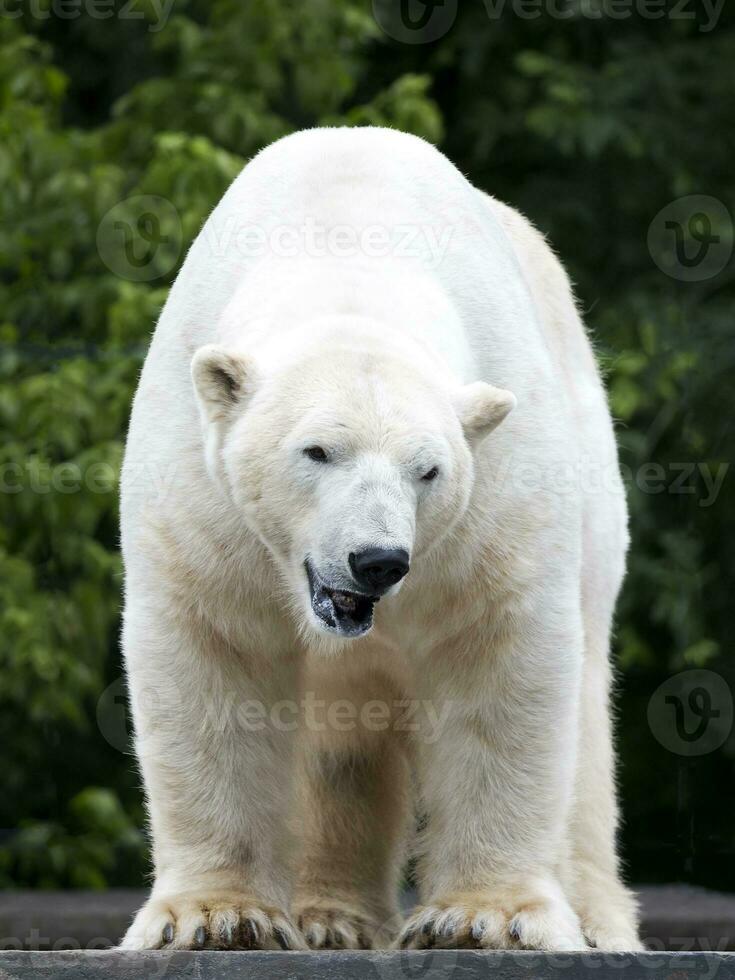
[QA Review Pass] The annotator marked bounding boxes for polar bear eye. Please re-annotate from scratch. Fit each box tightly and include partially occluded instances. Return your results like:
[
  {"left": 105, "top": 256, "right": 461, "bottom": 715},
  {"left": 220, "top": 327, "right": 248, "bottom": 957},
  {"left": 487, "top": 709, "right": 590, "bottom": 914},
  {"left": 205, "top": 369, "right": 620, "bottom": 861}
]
[
  {"left": 304, "top": 446, "right": 329, "bottom": 463},
  {"left": 421, "top": 466, "right": 439, "bottom": 482}
]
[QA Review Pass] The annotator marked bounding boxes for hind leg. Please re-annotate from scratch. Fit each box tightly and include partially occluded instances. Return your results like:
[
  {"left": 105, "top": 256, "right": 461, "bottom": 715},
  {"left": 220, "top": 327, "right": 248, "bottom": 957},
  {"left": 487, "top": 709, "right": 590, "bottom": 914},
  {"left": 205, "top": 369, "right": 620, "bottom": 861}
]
[
  {"left": 566, "top": 643, "right": 642, "bottom": 950},
  {"left": 293, "top": 655, "right": 413, "bottom": 949},
  {"left": 565, "top": 508, "right": 642, "bottom": 951}
]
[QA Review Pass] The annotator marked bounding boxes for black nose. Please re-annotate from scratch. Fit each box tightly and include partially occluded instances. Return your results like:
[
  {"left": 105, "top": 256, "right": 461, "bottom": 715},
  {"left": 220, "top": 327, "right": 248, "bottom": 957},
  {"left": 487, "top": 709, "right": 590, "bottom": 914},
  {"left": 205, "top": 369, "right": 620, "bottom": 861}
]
[{"left": 349, "top": 548, "right": 410, "bottom": 592}]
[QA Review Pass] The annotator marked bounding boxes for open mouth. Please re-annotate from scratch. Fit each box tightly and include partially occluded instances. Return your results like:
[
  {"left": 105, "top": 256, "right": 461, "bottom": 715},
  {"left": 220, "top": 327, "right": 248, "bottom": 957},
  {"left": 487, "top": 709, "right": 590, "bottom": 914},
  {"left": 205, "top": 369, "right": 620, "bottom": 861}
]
[{"left": 305, "top": 560, "right": 378, "bottom": 638}]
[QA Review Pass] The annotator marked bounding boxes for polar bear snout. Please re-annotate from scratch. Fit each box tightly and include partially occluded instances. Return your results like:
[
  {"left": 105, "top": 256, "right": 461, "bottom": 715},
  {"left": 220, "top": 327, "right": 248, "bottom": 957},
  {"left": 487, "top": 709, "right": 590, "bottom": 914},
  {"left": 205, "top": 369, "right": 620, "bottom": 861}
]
[
  {"left": 348, "top": 548, "right": 410, "bottom": 592},
  {"left": 305, "top": 558, "right": 382, "bottom": 638},
  {"left": 304, "top": 547, "right": 410, "bottom": 639}
]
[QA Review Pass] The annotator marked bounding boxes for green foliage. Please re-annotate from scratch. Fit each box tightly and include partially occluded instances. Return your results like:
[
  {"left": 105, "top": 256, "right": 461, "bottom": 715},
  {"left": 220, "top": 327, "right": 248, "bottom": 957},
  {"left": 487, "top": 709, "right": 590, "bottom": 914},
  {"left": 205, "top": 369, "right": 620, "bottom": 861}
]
[
  {"left": 0, "top": 789, "right": 145, "bottom": 889},
  {"left": 1, "top": 1, "right": 733, "bottom": 888}
]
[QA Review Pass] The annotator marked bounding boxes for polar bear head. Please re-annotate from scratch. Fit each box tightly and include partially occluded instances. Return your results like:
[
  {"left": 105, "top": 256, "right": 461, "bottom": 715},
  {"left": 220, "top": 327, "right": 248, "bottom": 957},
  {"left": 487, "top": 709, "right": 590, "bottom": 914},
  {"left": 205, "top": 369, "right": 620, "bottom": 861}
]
[{"left": 191, "top": 329, "right": 514, "bottom": 641}]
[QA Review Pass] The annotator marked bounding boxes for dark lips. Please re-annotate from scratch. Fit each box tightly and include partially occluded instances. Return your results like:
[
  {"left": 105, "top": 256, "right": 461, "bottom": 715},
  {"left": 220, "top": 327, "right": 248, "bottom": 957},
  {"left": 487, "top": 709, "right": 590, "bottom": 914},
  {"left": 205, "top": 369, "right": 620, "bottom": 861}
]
[{"left": 305, "top": 560, "right": 378, "bottom": 637}]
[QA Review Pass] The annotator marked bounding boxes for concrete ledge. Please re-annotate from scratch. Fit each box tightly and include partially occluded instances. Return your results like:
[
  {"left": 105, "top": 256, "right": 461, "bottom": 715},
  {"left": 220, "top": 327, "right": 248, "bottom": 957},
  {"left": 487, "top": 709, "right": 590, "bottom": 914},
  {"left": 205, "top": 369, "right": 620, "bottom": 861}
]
[{"left": 1, "top": 949, "right": 735, "bottom": 979}]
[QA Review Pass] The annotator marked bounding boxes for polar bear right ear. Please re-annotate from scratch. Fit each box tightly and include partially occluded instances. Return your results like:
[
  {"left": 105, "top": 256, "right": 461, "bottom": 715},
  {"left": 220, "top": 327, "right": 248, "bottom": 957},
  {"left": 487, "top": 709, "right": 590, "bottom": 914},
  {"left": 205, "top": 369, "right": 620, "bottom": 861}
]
[
  {"left": 454, "top": 381, "right": 516, "bottom": 444},
  {"left": 191, "top": 345, "right": 259, "bottom": 424}
]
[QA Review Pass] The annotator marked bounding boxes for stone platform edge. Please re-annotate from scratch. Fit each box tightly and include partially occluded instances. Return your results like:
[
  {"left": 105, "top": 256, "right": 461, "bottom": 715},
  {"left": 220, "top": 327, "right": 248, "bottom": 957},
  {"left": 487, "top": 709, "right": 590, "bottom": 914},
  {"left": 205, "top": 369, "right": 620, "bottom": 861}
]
[{"left": 1, "top": 948, "right": 734, "bottom": 980}]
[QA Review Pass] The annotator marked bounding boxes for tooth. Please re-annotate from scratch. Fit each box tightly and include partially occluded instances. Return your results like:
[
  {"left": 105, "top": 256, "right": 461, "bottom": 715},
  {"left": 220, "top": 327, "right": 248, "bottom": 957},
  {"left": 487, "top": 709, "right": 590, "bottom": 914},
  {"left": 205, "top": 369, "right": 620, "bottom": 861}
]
[{"left": 334, "top": 592, "right": 357, "bottom": 612}]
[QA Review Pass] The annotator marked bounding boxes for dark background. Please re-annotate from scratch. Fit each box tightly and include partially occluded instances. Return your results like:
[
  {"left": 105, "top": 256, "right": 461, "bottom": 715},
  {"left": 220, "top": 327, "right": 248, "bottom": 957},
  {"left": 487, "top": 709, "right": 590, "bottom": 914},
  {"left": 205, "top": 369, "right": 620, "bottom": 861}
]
[{"left": 1, "top": 0, "right": 733, "bottom": 891}]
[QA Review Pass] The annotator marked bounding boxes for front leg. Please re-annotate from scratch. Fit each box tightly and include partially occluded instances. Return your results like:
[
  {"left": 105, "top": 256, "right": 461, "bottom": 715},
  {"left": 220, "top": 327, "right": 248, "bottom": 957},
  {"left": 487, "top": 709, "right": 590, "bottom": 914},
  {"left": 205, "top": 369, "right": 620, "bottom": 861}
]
[
  {"left": 400, "top": 587, "right": 586, "bottom": 951},
  {"left": 120, "top": 589, "right": 305, "bottom": 951},
  {"left": 294, "top": 653, "right": 414, "bottom": 949}
]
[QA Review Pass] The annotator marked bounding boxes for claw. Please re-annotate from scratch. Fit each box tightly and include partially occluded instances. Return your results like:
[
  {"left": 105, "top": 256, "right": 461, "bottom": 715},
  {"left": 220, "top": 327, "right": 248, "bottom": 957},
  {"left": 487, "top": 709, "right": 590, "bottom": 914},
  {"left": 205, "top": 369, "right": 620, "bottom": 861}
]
[
  {"left": 162, "top": 923, "right": 174, "bottom": 945},
  {"left": 242, "top": 918, "right": 258, "bottom": 946},
  {"left": 194, "top": 926, "right": 207, "bottom": 947}
]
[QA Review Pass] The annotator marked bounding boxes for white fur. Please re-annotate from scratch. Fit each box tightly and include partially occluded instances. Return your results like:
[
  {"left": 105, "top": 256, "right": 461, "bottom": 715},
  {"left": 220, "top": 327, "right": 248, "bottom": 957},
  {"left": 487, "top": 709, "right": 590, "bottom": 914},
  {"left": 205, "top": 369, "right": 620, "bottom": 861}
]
[{"left": 120, "top": 127, "right": 640, "bottom": 952}]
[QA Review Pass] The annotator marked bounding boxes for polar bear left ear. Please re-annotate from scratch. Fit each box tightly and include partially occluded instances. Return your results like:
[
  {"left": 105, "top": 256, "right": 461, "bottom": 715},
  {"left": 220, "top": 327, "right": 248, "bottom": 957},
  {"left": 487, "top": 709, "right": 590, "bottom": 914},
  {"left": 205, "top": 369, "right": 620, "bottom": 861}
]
[
  {"left": 454, "top": 382, "right": 516, "bottom": 443},
  {"left": 191, "top": 345, "right": 260, "bottom": 481},
  {"left": 191, "top": 345, "right": 258, "bottom": 424}
]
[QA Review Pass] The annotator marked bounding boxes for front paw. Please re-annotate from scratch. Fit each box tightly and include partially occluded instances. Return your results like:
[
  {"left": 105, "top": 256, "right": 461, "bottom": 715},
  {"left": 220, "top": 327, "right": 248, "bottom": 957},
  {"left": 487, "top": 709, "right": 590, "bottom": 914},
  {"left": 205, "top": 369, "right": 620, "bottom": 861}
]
[
  {"left": 397, "top": 883, "right": 588, "bottom": 951},
  {"left": 578, "top": 892, "right": 644, "bottom": 951},
  {"left": 296, "top": 900, "right": 375, "bottom": 949},
  {"left": 121, "top": 890, "right": 307, "bottom": 950}
]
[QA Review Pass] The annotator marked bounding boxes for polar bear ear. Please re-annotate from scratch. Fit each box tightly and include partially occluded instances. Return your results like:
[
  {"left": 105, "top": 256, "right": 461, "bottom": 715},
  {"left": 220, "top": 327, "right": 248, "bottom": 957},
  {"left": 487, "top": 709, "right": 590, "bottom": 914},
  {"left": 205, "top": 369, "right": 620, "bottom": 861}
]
[
  {"left": 191, "top": 345, "right": 258, "bottom": 424},
  {"left": 454, "top": 382, "right": 516, "bottom": 443}
]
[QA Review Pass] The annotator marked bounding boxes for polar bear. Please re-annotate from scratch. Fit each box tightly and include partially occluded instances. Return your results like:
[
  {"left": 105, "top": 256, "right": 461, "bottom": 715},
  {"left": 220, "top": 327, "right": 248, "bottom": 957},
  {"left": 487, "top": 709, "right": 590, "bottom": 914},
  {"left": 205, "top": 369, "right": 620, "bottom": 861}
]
[{"left": 120, "top": 127, "right": 641, "bottom": 952}]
